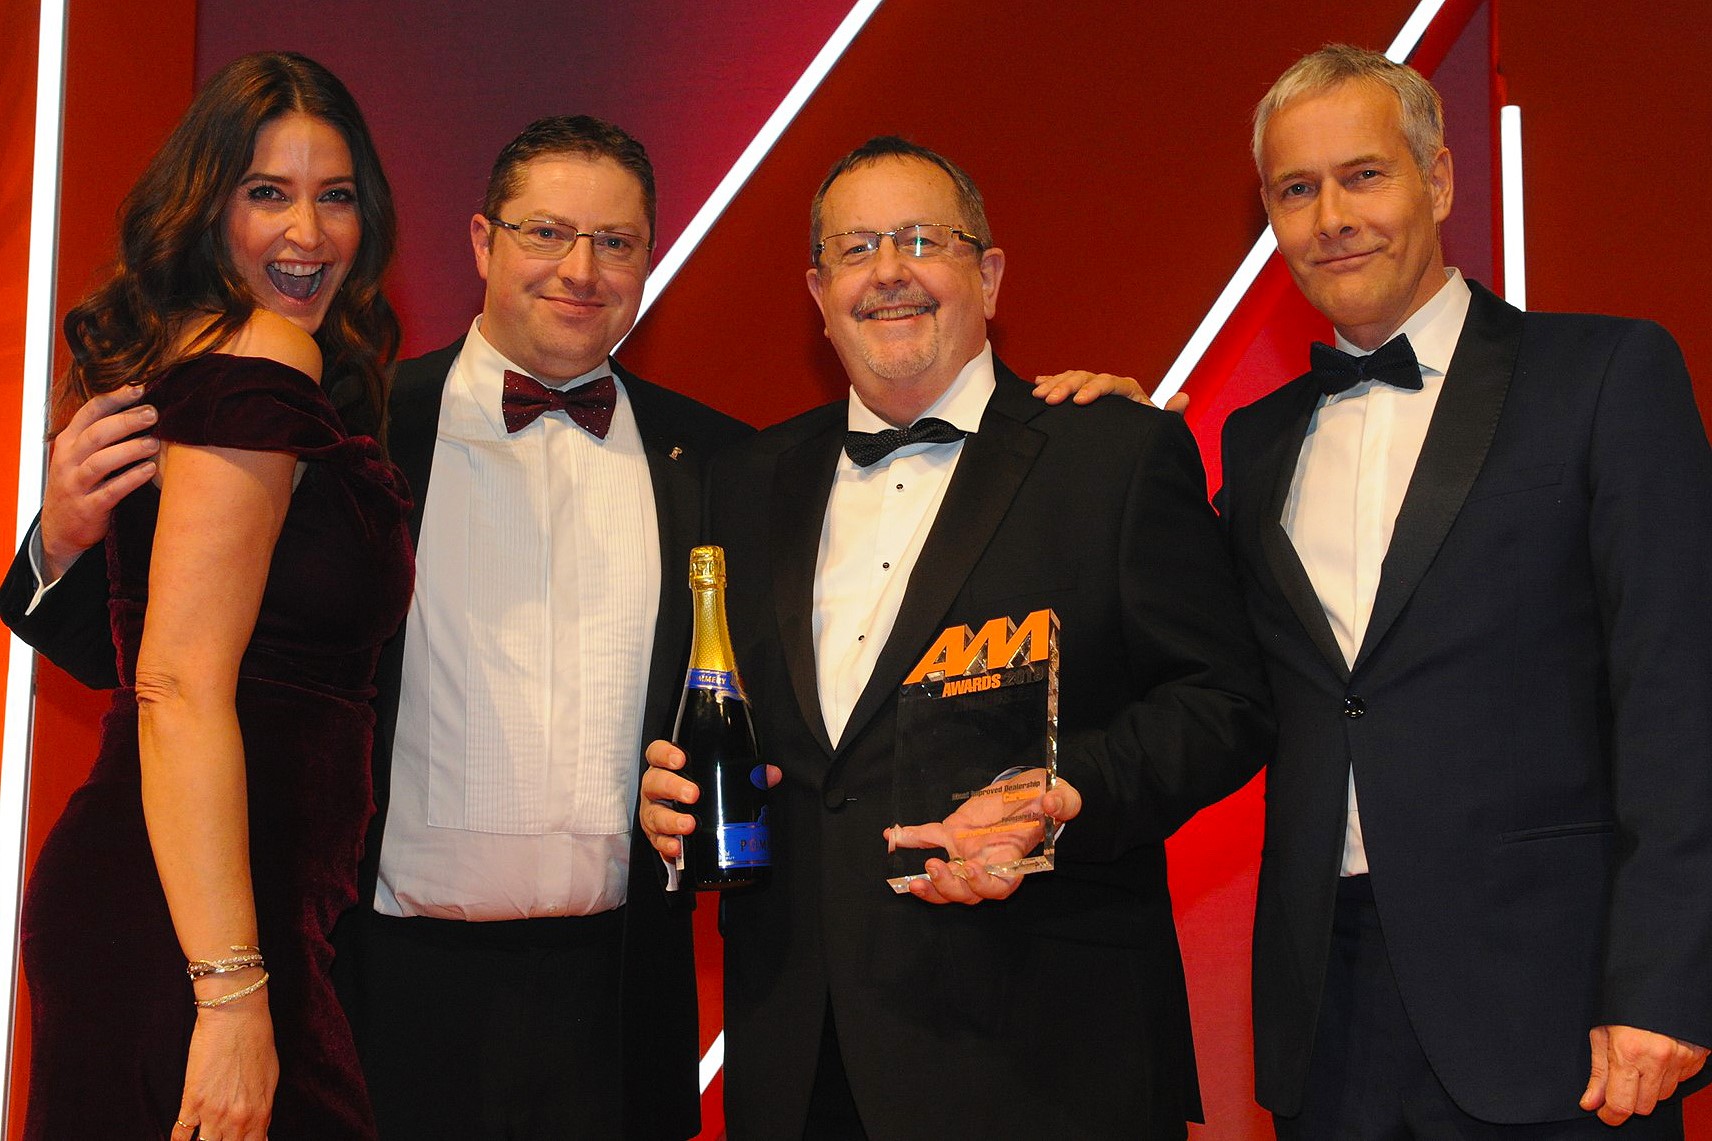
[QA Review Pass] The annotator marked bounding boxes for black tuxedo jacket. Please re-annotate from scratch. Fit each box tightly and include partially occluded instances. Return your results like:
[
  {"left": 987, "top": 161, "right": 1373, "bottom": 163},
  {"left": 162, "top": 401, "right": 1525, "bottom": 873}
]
[
  {"left": 1220, "top": 283, "right": 1712, "bottom": 1123},
  {"left": 1, "top": 340, "right": 752, "bottom": 1141},
  {"left": 707, "top": 361, "right": 1273, "bottom": 1139}
]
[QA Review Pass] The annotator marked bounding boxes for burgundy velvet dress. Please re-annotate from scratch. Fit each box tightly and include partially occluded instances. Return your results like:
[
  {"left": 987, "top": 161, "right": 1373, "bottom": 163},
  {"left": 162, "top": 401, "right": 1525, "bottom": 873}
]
[{"left": 20, "top": 354, "right": 414, "bottom": 1139}]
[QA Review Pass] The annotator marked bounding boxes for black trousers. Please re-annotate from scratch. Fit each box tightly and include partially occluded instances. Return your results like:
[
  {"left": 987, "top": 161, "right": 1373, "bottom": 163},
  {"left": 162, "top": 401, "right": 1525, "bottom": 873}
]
[
  {"left": 1275, "top": 876, "right": 1683, "bottom": 1141},
  {"left": 344, "top": 908, "right": 626, "bottom": 1141},
  {"left": 805, "top": 1001, "right": 871, "bottom": 1140}
]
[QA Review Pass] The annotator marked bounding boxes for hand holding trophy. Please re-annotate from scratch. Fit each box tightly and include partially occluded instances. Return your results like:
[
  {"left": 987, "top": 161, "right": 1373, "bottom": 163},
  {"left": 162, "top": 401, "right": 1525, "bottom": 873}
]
[
  {"left": 885, "top": 765, "right": 1083, "bottom": 904},
  {"left": 885, "top": 609, "right": 1071, "bottom": 900}
]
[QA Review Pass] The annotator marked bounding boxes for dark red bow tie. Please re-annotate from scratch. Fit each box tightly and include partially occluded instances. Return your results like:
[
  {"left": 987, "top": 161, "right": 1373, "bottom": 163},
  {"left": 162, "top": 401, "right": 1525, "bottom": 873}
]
[{"left": 502, "top": 370, "right": 617, "bottom": 437}]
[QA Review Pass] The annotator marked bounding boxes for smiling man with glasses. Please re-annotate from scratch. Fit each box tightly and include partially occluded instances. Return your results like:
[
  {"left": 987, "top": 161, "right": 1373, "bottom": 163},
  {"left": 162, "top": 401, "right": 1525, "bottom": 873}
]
[
  {"left": 640, "top": 135, "right": 1273, "bottom": 1140},
  {"left": 305, "top": 113, "right": 756, "bottom": 1141}
]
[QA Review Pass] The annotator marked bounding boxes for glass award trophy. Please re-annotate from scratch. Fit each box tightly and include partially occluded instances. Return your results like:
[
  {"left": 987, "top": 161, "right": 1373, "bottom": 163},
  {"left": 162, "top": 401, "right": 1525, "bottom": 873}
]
[{"left": 886, "top": 608, "right": 1061, "bottom": 893}]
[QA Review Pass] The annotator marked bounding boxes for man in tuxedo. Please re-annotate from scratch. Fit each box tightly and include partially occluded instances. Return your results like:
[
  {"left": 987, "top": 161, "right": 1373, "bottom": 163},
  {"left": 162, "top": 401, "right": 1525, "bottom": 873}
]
[
  {"left": 3, "top": 116, "right": 750, "bottom": 1140},
  {"left": 1222, "top": 45, "right": 1712, "bottom": 1136},
  {"left": 640, "top": 136, "right": 1273, "bottom": 1139}
]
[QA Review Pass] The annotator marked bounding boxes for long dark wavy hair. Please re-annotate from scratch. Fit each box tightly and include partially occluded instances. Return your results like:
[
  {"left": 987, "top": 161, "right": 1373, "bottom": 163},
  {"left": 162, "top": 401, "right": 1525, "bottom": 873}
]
[{"left": 60, "top": 51, "right": 398, "bottom": 442}]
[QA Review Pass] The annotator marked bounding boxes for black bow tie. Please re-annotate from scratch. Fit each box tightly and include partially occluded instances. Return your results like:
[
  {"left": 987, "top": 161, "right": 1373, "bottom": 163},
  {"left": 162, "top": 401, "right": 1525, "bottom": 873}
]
[
  {"left": 843, "top": 417, "right": 967, "bottom": 467},
  {"left": 1310, "top": 335, "right": 1423, "bottom": 398}
]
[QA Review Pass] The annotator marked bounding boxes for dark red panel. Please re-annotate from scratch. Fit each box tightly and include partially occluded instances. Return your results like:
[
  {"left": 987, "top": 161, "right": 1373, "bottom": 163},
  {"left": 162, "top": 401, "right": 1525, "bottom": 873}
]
[
  {"left": 1500, "top": 0, "right": 1712, "bottom": 430},
  {"left": 1434, "top": 0, "right": 1497, "bottom": 285}
]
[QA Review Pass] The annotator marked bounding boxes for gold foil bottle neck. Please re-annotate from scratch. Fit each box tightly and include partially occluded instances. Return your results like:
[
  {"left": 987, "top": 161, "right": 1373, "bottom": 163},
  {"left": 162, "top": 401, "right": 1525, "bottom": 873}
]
[
  {"left": 686, "top": 545, "right": 739, "bottom": 677},
  {"left": 688, "top": 545, "right": 726, "bottom": 589}
]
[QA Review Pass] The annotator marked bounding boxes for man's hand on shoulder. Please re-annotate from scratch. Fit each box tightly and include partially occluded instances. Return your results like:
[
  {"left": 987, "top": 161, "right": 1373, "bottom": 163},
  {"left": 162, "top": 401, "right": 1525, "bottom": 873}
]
[
  {"left": 1031, "top": 370, "right": 1189, "bottom": 413},
  {"left": 1581, "top": 1023, "right": 1710, "bottom": 1126},
  {"left": 42, "top": 385, "right": 160, "bottom": 582}
]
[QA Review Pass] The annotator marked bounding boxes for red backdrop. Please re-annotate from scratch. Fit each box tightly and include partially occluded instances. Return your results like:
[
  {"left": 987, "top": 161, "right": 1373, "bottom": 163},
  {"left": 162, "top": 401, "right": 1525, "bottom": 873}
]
[{"left": 6, "top": 1, "right": 1710, "bottom": 1137}]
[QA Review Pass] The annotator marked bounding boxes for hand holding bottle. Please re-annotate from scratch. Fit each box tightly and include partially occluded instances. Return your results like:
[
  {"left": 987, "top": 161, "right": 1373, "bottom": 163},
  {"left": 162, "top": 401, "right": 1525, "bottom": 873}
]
[
  {"left": 640, "top": 740, "right": 781, "bottom": 864},
  {"left": 657, "top": 546, "right": 781, "bottom": 890}
]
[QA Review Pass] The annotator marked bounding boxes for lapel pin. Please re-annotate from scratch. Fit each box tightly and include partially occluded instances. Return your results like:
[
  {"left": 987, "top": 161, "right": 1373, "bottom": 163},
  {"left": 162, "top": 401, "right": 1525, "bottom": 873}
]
[{"left": 669, "top": 446, "right": 684, "bottom": 460}]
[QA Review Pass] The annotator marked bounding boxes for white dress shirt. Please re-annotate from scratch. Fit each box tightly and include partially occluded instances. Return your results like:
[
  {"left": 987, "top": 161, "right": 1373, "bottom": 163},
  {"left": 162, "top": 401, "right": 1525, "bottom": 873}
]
[
  {"left": 814, "top": 344, "right": 996, "bottom": 745},
  {"left": 1283, "top": 270, "right": 1471, "bottom": 876},
  {"left": 374, "top": 318, "right": 660, "bottom": 919}
]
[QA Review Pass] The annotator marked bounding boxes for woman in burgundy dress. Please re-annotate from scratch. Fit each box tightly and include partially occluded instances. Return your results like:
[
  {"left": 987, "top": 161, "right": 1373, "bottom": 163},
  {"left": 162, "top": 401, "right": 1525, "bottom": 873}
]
[{"left": 19, "top": 53, "right": 411, "bottom": 1141}]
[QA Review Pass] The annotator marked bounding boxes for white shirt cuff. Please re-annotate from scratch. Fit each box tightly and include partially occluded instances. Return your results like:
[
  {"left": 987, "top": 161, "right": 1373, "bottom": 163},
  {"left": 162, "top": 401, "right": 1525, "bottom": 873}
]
[{"left": 22, "top": 523, "right": 71, "bottom": 617}]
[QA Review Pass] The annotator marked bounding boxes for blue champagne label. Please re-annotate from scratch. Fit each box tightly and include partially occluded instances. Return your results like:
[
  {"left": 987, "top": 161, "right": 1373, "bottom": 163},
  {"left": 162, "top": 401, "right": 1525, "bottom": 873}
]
[
  {"left": 685, "top": 668, "right": 743, "bottom": 701},
  {"left": 716, "top": 822, "right": 770, "bottom": 868}
]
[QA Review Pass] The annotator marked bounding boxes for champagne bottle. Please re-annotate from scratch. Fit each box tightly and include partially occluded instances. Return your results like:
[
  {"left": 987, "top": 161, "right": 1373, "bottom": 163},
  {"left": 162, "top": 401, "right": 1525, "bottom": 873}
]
[{"left": 672, "top": 545, "right": 770, "bottom": 890}]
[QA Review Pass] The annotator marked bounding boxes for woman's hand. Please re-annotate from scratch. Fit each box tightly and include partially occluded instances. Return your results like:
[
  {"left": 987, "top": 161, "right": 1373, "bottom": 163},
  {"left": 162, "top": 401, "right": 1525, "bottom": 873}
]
[{"left": 171, "top": 993, "right": 278, "bottom": 1141}]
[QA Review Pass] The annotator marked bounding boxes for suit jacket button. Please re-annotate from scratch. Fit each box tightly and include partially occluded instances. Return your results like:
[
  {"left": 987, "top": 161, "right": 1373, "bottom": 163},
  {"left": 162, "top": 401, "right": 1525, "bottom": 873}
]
[
  {"left": 823, "top": 786, "right": 847, "bottom": 810},
  {"left": 1343, "top": 695, "right": 1366, "bottom": 718}
]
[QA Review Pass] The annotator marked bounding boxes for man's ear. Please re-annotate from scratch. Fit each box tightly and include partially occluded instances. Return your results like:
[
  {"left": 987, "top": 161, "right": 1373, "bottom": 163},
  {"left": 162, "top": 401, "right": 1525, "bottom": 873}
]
[
  {"left": 1429, "top": 147, "right": 1454, "bottom": 225},
  {"left": 978, "top": 246, "right": 1006, "bottom": 321},
  {"left": 470, "top": 213, "right": 494, "bottom": 282},
  {"left": 806, "top": 266, "right": 830, "bottom": 336}
]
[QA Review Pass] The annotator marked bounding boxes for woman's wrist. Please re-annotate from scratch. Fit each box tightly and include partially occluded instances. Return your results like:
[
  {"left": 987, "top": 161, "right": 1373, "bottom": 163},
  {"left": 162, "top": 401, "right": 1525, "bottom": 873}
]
[{"left": 188, "top": 944, "right": 269, "bottom": 1008}]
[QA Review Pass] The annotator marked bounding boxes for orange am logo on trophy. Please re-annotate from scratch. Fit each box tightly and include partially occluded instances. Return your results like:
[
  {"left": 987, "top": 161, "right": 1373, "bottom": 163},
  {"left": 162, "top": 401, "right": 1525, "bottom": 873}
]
[{"left": 903, "top": 608, "right": 1059, "bottom": 685}]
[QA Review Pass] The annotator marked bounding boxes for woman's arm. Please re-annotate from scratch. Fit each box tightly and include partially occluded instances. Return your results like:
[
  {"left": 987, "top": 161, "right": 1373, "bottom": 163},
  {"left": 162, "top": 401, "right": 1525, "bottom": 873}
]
[{"left": 140, "top": 311, "right": 318, "bottom": 1141}]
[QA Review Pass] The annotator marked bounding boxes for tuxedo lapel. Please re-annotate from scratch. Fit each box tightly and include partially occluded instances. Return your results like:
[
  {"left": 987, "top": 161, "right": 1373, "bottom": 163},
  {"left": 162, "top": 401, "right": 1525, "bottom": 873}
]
[
  {"left": 770, "top": 419, "right": 844, "bottom": 761},
  {"left": 1355, "top": 283, "right": 1522, "bottom": 671},
  {"left": 836, "top": 369, "right": 1045, "bottom": 756},
  {"left": 387, "top": 340, "right": 462, "bottom": 545},
  {"left": 621, "top": 363, "right": 713, "bottom": 735},
  {"left": 1255, "top": 379, "right": 1352, "bottom": 680}
]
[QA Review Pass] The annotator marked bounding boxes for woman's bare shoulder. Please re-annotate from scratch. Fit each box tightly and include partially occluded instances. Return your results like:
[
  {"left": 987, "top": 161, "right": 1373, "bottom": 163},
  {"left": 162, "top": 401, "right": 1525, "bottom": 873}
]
[{"left": 214, "top": 310, "right": 323, "bottom": 380}]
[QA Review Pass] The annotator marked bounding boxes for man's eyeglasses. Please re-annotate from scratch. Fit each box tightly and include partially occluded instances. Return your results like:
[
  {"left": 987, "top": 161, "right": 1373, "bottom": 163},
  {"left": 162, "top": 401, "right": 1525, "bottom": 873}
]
[
  {"left": 486, "top": 217, "right": 651, "bottom": 267},
  {"left": 814, "top": 223, "right": 985, "bottom": 268}
]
